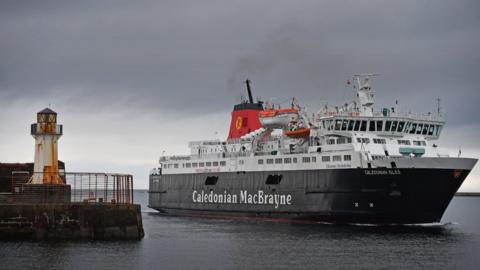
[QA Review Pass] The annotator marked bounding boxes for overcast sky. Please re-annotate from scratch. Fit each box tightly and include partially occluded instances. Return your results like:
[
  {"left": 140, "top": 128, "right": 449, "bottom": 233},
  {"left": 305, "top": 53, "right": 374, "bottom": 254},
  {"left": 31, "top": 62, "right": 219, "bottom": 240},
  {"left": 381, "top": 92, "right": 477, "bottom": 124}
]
[{"left": 0, "top": 0, "right": 479, "bottom": 190}]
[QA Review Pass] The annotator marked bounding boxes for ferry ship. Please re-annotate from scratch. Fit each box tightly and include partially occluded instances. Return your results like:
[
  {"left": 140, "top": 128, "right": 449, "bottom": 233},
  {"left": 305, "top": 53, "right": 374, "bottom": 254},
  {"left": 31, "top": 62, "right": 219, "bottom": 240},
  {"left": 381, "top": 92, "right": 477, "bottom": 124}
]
[{"left": 148, "top": 75, "right": 477, "bottom": 224}]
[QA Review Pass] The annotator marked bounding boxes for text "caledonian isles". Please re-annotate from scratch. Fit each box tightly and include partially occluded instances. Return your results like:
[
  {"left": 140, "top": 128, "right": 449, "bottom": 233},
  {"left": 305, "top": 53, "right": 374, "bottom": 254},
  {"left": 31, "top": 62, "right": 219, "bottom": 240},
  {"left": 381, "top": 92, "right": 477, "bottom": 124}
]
[{"left": 192, "top": 190, "right": 292, "bottom": 209}]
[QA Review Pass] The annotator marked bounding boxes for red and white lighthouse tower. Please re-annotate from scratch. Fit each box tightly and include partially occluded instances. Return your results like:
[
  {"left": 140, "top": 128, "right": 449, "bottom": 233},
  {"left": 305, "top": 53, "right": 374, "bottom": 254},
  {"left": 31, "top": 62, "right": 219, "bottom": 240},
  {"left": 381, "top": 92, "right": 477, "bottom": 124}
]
[{"left": 29, "top": 108, "right": 64, "bottom": 185}]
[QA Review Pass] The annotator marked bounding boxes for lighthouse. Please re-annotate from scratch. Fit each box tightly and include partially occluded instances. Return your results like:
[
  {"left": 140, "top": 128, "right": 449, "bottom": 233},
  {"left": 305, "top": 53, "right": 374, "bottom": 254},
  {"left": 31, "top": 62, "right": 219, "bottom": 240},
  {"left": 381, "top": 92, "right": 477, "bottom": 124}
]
[{"left": 29, "top": 108, "right": 64, "bottom": 185}]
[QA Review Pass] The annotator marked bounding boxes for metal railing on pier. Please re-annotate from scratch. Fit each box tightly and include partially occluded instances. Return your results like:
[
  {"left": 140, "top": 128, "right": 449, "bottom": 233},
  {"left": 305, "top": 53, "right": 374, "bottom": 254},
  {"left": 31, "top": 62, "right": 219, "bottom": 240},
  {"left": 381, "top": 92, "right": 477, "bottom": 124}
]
[
  {"left": 67, "top": 173, "right": 133, "bottom": 204},
  {"left": 8, "top": 172, "right": 134, "bottom": 204}
]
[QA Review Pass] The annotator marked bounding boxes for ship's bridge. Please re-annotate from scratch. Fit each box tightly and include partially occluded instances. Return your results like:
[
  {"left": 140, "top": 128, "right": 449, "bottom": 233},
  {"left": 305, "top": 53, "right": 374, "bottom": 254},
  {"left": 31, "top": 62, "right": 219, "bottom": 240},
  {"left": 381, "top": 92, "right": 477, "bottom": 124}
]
[{"left": 316, "top": 114, "right": 445, "bottom": 140}]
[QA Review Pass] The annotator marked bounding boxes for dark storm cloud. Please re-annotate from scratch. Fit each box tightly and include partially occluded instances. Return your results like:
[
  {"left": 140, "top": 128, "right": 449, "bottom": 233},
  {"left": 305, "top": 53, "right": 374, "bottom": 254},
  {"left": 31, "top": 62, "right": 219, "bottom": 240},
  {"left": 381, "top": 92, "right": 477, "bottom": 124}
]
[
  {"left": 1, "top": 0, "right": 480, "bottom": 189},
  {"left": 1, "top": 0, "right": 479, "bottom": 120}
]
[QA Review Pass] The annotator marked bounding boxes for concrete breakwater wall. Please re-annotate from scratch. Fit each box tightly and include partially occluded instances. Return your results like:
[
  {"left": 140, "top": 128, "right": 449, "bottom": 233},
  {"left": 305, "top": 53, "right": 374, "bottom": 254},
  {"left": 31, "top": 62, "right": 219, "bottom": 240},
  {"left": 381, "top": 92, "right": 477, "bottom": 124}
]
[{"left": 0, "top": 203, "right": 144, "bottom": 240}]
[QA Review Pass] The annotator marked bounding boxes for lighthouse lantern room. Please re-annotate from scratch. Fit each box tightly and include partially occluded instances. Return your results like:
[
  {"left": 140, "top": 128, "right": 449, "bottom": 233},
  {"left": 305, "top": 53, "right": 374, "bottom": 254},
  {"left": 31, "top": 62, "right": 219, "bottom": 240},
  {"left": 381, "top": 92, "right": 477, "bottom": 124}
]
[{"left": 29, "top": 108, "right": 64, "bottom": 185}]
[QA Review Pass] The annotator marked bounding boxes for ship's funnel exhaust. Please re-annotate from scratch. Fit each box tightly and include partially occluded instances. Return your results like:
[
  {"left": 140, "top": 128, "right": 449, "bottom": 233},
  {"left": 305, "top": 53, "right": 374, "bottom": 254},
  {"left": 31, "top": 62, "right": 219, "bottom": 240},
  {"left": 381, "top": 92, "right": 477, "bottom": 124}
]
[{"left": 245, "top": 79, "right": 254, "bottom": 104}]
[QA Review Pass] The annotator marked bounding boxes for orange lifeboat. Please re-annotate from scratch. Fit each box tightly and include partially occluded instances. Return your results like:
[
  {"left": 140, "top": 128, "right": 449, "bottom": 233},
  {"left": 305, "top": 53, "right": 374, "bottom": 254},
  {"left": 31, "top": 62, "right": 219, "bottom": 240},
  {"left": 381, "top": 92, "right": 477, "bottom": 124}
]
[
  {"left": 284, "top": 128, "right": 310, "bottom": 138},
  {"left": 259, "top": 108, "right": 299, "bottom": 129},
  {"left": 259, "top": 108, "right": 298, "bottom": 118}
]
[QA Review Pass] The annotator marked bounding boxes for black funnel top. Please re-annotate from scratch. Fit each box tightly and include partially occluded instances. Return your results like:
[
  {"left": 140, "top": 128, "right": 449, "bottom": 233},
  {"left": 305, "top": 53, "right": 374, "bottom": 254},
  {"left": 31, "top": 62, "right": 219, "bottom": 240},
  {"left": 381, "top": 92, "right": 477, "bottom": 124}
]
[{"left": 232, "top": 79, "right": 263, "bottom": 111}]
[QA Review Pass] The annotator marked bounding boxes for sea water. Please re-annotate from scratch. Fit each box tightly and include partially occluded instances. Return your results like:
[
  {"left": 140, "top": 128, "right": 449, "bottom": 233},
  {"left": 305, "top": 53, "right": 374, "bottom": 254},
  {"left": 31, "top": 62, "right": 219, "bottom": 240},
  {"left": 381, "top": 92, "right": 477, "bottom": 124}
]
[{"left": 1, "top": 190, "right": 479, "bottom": 270}]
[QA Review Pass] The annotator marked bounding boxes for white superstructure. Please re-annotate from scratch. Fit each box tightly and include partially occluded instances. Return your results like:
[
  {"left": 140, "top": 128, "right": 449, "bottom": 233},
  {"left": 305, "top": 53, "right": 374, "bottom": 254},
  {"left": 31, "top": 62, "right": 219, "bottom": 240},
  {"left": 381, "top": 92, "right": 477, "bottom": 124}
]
[{"left": 153, "top": 75, "right": 453, "bottom": 176}]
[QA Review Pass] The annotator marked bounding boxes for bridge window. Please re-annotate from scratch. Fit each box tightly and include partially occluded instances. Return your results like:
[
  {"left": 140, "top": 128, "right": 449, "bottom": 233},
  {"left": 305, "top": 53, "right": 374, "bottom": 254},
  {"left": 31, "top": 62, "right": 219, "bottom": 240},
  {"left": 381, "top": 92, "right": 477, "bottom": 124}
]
[
  {"left": 206, "top": 162, "right": 212, "bottom": 167},
  {"left": 335, "top": 120, "right": 342, "bottom": 130},
  {"left": 434, "top": 125, "right": 441, "bottom": 136},
  {"left": 409, "top": 123, "right": 417, "bottom": 134},
  {"left": 312, "top": 156, "right": 317, "bottom": 162},
  {"left": 275, "top": 158, "right": 282, "bottom": 164},
  {"left": 354, "top": 120, "right": 361, "bottom": 131},
  {"left": 302, "top": 157, "right": 311, "bottom": 163},
  {"left": 322, "top": 156, "right": 330, "bottom": 162},
  {"left": 360, "top": 120, "right": 367, "bottom": 131},
  {"left": 344, "top": 155, "right": 352, "bottom": 161},
  {"left": 397, "top": 121, "right": 405, "bottom": 132},
  {"left": 258, "top": 159, "right": 264, "bottom": 165},
  {"left": 404, "top": 122, "right": 411, "bottom": 132},
  {"left": 391, "top": 121, "right": 398, "bottom": 132},
  {"left": 376, "top": 120, "right": 383, "bottom": 131},
  {"left": 422, "top": 125, "right": 429, "bottom": 135},
  {"left": 333, "top": 155, "right": 342, "bottom": 162},
  {"left": 293, "top": 157, "right": 298, "bottom": 163},
  {"left": 192, "top": 163, "right": 198, "bottom": 168},
  {"left": 416, "top": 124, "right": 423, "bottom": 134},
  {"left": 428, "top": 125, "right": 434, "bottom": 135},
  {"left": 174, "top": 164, "right": 179, "bottom": 168},
  {"left": 186, "top": 163, "right": 191, "bottom": 168},
  {"left": 267, "top": 159, "right": 274, "bottom": 164},
  {"left": 199, "top": 162, "right": 205, "bottom": 167},
  {"left": 284, "top": 158, "right": 292, "bottom": 164},
  {"left": 326, "top": 120, "right": 332, "bottom": 130},
  {"left": 220, "top": 161, "right": 226, "bottom": 166},
  {"left": 342, "top": 120, "right": 348, "bottom": 131},
  {"left": 213, "top": 161, "right": 219, "bottom": 166},
  {"left": 348, "top": 120, "right": 355, "bottom": 131},
  {"left": 385, "top": 121, "right": 392, "bottom": 131},
  {"left": 369, "top": 120, "right": 375, "bottom": 131}
]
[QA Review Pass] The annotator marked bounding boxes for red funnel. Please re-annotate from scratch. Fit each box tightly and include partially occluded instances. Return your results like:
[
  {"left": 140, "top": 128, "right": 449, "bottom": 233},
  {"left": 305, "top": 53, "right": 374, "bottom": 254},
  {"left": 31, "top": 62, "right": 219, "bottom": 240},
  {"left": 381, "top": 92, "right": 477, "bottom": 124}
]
[{"left": 227, "top": 104, "right": 263, "bottom": 140}]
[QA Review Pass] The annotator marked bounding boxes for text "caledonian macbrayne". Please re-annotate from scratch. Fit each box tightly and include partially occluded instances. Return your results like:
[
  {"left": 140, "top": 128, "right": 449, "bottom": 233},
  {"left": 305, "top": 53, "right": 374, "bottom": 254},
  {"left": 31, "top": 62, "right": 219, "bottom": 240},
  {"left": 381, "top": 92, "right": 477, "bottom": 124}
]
[{"left": 192, "top": 190, "right": 292, "bottom": 209}]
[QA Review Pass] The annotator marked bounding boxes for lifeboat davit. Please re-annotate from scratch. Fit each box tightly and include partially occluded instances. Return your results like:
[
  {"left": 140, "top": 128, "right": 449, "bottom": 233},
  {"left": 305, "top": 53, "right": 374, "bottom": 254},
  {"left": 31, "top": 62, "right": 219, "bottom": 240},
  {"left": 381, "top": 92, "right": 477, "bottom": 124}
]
[
  {"left": 259, "top": 108, "right": 299, "bottom": 129},
  {"left": 284, "top": 128, "right": 310, "bottom": 138}
]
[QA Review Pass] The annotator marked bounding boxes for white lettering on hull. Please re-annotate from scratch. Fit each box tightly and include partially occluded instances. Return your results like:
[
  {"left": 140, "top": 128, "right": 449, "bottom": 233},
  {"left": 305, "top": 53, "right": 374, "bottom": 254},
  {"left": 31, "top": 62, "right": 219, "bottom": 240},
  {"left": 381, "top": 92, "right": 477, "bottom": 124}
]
[
  {"left": 364, "top": 169, "right": 401, "bottom": 175},
  {"left": 193, "top": 190, "right": 292, "bottom": 208}
]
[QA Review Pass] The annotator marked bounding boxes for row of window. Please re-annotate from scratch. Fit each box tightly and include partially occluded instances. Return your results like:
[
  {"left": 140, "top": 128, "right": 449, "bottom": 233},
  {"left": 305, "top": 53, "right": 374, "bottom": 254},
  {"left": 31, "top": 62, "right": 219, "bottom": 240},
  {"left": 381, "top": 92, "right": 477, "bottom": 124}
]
[
  {"left": 413, "top": 140, "right": 427, "bottom": 146},
  {"left": 322, "top": 119, "right": 441, "bottom": 136},
  {"left": 196, "top": 145, "right": 246, "bottom": 154},
  {"left": 165, "top": 154, "right": 354, "bottom": 169},
  {"left": 327, "top": 137, "right": 353, "bottom": 145},
  {"left": 356, "top": 138, "right": 426, "bottom": 146},
  {"left": 204, "top": 174, "right": 282, "bottom": 186},
  {"left": 166, "top": 160, "right": 227, "bottom": 169},
  {"left": 373, "top": 138, "right": 386, "bottom": 144},
  {"left": 258, "top": 155, "right": 351, "bottom": 165}
]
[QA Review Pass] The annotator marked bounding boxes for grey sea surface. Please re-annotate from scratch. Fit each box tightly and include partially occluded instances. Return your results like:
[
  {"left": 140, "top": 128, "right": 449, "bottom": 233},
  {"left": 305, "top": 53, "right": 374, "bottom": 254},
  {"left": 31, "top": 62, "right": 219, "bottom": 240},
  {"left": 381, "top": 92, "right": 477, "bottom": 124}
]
[{"left": 1, "top": 190, "right": 479, "bottom": 270}]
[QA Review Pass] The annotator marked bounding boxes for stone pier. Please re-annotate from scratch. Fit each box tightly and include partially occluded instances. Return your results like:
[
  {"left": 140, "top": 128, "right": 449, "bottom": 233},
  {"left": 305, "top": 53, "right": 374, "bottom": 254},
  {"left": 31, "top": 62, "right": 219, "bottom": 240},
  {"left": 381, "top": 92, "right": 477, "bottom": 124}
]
[{"left": 0, "top": 203, "right": 144, "bottom": 240}]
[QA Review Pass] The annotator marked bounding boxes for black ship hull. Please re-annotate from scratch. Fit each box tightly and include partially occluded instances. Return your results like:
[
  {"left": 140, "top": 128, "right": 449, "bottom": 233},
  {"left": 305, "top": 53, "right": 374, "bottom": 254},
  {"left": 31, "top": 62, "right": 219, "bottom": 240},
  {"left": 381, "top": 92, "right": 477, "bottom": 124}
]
[{"left": 149, "top": 166, "right": 473, "bottom": 224}]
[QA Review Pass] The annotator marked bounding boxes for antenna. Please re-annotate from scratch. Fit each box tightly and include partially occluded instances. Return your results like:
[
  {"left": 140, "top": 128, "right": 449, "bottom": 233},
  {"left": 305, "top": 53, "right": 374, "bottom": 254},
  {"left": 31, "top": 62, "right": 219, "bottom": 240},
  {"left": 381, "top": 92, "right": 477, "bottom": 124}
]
[{"left": 436, "top": 97, "right": 441, "bottom": 116}]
